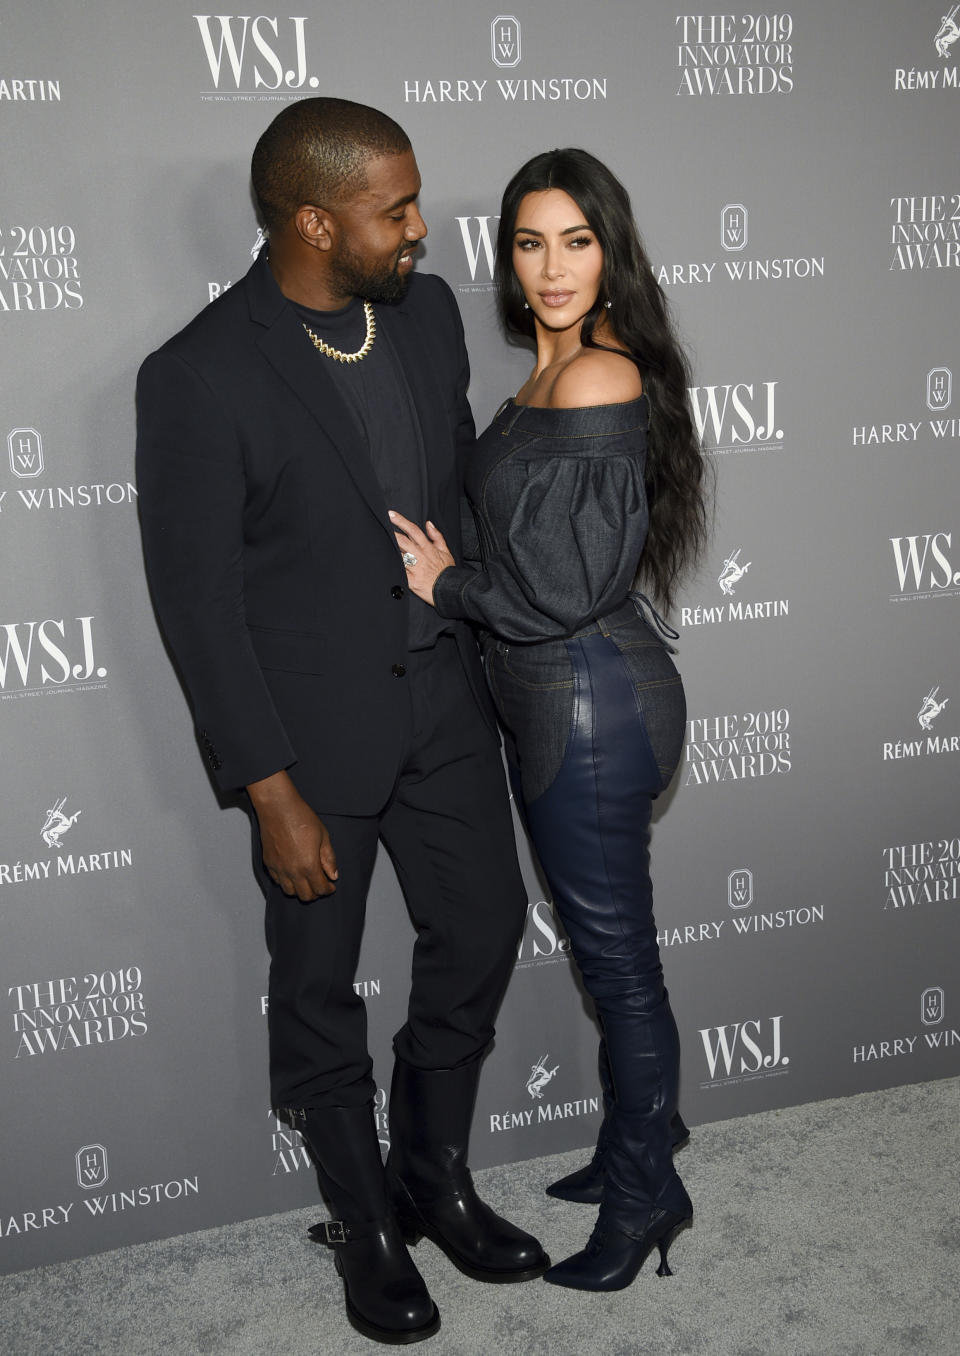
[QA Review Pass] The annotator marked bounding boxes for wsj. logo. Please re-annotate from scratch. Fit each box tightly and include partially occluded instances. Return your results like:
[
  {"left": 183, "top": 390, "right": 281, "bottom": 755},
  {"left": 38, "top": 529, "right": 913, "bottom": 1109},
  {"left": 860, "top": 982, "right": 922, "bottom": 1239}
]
[
  {"left": 689, "top": 380, "right": 782, "bottom": 452},
  {"left": 889, "top": 532, "right": 960, "bottom": 596},
  {"left": 700, "top": 1015, "right": 788, "bottom": 1084},
  {"left": 455, "top": 215, "right": 499, "bottom": 287},
  {"left": 918, "top": 686, "right": 949, "bottom": 731},
  {"left": 251, "top": 227, "right": 267, "bottom": 259},
  {"left": 76, "top": 1144, "right": 108, "bottom": 1190},
  {"left": 516, "top": 898, "right": 570, "bottom": 967},
  {"left": 717, "top": 548, "right": 751, "bottom": 595},
  {"left": 922, "top": 986, "right": 945, "bottom": 1025},
  {"left": 194, "top": 14, "right": 316, "bottom": 92},
  {"left": 41, "top": 796, "right": 81, "bottom": 851},
  {"left": 7, "top": 427, "right": 43, "bottom": 479},
  {"left": 727, "top": 868, "right": 753, "bottom": 910},
  {"left": 526, "top": 1054, "right": 559, "bottom": 1099},
  {"left": 0, "top": 617, "right": 106, "bottom": 691},
  {"left": 926, "top": 366, "right": 952, "bottom": 411},
  {"left": 491, "top": 15, "right": 521, "bottom": 67},
  {"left": 935, "top": 5, "right": 960, "bottom": 58},
  {"left": 721, "top": 204, "right": 747, "bottom": 252}
]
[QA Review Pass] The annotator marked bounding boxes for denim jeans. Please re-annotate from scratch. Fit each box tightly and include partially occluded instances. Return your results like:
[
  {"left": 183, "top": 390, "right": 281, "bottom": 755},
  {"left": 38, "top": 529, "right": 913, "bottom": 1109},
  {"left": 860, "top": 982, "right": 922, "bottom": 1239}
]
[{"left": 483, "top": 597, "right": 689, "bottom": 1210}]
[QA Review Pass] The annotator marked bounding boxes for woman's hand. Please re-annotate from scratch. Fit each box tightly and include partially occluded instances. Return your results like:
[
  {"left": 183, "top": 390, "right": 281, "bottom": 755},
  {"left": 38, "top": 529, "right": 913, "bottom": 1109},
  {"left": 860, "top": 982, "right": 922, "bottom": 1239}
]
[{"left": 389, "top": 510, "right": 455, "bottom": 606}]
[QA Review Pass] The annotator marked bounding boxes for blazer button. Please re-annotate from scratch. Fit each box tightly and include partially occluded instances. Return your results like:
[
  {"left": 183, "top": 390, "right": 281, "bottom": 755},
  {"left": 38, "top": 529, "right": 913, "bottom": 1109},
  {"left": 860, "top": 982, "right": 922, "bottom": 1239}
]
[
  {"left": 391, "top": 663, "right": 407, "bottom": 678},
  {"left": 391, "top": 585, "right": 404, "bottom": 599}
]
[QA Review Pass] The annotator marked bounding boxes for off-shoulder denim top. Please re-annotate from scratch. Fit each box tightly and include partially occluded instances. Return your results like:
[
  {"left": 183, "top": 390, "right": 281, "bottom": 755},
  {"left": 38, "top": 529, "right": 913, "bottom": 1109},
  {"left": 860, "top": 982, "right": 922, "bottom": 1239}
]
[{"left": 433, "top": 395, "right": 650, "bottom": 643}]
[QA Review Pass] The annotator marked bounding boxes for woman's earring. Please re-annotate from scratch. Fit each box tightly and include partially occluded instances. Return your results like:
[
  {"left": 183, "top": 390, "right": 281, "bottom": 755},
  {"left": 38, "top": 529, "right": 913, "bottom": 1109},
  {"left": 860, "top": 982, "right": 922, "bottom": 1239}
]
[
  {"left": 604, "top": 300, "right": 613, "bottom": 309},
  {"left": 523, "top": 302, "right": 530, "bottom": 309}
]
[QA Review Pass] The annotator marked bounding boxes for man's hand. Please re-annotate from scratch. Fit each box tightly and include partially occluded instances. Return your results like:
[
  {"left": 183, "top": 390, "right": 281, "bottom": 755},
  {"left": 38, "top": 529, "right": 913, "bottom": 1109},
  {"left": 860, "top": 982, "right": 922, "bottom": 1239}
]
[{"left": 246, "top": 770, "right": 338, "bottom": 900}]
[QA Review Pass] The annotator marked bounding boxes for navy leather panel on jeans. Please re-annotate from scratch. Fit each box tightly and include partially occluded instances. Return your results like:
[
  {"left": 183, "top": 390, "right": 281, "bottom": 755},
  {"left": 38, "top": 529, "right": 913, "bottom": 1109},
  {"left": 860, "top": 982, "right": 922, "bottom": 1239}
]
[{"left": 487, "top": 610, "right": 688, "bottom": 1210}]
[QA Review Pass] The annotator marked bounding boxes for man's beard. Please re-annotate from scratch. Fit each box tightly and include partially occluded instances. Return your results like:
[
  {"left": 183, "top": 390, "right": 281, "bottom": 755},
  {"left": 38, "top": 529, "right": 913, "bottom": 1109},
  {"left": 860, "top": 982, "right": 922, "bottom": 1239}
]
[{"left": 329, "top": 242, "right": 410, "bottom": 304}]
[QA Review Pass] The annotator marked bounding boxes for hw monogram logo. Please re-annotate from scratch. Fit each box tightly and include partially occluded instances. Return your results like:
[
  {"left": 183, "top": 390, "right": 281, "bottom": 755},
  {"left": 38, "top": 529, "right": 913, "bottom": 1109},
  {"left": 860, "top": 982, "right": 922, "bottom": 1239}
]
[
  {"left": 721, "top": 203, "right": 747, "bottom": 252},
  {"left": 491, "top": 15, "right": 521, "bottom": 67},
  {"left": 76, "top": 1143, "right": 108, "bottom": 1189},
  {"left": 717, "top": 548, "right": 751, "bottom": 596},
  {"left": 7, "top": 428, "right": 43, "bottom": 479},
  {"left": 921, "top": 987, "right": 945, "bottom": 1025},
  {"left": 526, "top": 1054, "right": 558, "bottom": 1099},
  {"left": 926, "top": 367, "right": 952, "bottom": 411},
  {"left": 727, "top": 868, "right": 753, "bottom": 910}
]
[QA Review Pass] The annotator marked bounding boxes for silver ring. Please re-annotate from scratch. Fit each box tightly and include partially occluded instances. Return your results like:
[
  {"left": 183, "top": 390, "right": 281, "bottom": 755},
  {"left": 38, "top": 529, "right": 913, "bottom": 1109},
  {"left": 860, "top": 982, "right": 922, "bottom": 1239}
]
[{"left": 402, "top": 552, "right": 418, "bottom": 568}]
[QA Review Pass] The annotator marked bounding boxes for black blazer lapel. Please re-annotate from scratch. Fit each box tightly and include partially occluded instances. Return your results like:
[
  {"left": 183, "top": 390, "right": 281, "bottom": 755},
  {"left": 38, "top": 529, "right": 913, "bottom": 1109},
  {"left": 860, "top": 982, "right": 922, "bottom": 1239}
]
[{"left": 245, "top": 254, "right": 391, "bottom": 534}]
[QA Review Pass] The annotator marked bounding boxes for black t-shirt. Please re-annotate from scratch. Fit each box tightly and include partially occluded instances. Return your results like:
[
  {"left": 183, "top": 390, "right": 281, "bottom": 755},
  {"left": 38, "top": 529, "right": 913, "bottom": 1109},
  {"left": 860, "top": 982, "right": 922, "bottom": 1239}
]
[{"left": 294, "top": 297, "right": 447, "bottom": 651}]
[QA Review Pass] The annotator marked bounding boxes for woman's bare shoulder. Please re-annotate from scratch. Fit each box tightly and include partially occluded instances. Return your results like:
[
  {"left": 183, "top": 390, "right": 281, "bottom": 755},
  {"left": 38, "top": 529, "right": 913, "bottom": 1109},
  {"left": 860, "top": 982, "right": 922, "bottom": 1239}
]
[{"left": 550, "top": 347, "right": 643, "bottom": 408}]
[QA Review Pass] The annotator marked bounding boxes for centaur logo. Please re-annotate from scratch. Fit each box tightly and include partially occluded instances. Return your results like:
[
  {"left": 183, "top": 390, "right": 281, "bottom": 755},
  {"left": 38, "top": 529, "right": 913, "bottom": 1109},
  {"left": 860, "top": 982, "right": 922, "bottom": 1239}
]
[
  {"left": 699, "top": 1015, "right": 788, "bottom": 1086},
  {"left": 454, "top": 215, "right": 499, "bottom": 292},
  {"left": 889, "top": 531, "right": 960, "bottom": 599},
  {"left": 918, "top": 686, "right": 949, "bottom": 730},
  {"left": 718, "top": 548, "right": 751, "bottom": 595},
  {"left": 76, "top": 1144, "right": 108, "bottom": 1190},
  {"left": 935, "top": 6, "right": 960, "bottom": 58},
  {"left": 194, "top": 15, "right": 317, "bottom": 94},
  {"left": 491, "top": 16, "right": 521, "bottom": 67},
  {"left": 688, "top": 381, "right": 783, "bottom": 454},
  {"left": 526, "top": 1054, "right": 559, "bottom": 1099},
  {"left": 41, "top": 797, "right": 81, "bottom": 851},
  {"left": 7, "top": 428, "right": 43, "bottom": 479}
]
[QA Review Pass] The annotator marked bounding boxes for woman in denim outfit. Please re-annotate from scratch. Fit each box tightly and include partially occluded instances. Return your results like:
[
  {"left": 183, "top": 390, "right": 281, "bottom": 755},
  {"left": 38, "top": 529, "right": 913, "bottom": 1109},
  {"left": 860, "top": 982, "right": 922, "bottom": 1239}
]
[{"left": 390, "top": 148, "right": 708, "bottom": 1292}]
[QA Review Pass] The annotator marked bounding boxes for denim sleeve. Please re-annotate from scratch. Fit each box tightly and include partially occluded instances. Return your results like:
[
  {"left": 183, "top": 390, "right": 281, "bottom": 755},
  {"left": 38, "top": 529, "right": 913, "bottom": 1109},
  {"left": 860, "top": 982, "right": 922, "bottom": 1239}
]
[{"left": 433, "top": 452, "right": 648, "bottom": 641}]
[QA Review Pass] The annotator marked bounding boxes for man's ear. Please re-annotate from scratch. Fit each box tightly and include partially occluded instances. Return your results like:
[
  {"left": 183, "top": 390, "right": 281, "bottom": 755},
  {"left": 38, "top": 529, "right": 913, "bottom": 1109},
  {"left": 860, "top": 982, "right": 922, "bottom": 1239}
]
[{"left": 294, "top": 204, "right": 335, "bottom": 252}]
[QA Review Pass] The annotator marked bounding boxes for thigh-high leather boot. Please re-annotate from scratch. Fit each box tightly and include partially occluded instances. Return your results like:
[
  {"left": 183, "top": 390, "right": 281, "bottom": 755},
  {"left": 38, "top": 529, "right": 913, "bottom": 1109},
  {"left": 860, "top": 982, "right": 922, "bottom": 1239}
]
[
  {"left": 299, "top": 1104, "right": 440, "bottom": 1344},
  {"left": 385, "top": 1055, "right": 550, "bottom": 1282},
  {"left": 546, "top": 1035, "right": 690, "bottom": 1203},
  {"left": 543, "top": 990, "right": 692, "bottom": 1291}
]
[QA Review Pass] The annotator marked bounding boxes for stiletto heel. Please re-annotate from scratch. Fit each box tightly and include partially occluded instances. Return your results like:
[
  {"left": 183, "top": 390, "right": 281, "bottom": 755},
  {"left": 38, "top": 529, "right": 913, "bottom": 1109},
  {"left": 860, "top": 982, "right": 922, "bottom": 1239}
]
[{"left": 544, "top": 1198, "right": 692, "bottom": 1292}]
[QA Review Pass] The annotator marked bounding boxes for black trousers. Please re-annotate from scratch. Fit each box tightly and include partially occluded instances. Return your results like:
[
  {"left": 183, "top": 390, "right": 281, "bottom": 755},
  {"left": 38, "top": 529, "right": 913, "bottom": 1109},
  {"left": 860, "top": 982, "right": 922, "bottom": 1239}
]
[{"left": 261, "top": 637, "right": 528, "bottom": 1111}]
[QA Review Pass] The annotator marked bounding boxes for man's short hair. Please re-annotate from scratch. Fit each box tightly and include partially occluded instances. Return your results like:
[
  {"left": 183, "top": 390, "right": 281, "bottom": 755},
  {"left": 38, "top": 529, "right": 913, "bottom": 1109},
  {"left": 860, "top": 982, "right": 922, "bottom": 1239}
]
[{"left": 251, "top": 97, "right": 411, "bottom": 231}]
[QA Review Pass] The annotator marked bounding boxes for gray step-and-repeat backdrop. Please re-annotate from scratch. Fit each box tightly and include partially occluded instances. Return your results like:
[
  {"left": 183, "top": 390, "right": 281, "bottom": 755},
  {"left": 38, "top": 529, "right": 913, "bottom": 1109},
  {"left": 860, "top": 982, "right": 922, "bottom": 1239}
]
[{"left": 2, "top": 1, "right": 958, "bottom": 1272}]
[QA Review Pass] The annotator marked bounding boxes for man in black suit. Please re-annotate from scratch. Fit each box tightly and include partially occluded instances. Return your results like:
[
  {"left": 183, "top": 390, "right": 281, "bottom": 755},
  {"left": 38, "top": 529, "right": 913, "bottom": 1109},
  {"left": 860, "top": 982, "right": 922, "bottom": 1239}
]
[{"left": 136, "top": 98, "right": 546, "bottom": 1345}]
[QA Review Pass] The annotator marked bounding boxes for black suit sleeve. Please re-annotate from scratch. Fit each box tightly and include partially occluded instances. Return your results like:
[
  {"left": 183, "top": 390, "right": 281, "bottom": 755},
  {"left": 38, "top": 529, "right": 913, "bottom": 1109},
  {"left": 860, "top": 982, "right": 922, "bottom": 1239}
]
[
  {"left": 136, "top": 347, "right": 296, "bottom": 790},
  {"left": 435, "top": 276, "right": 481, "bottom": 565}
]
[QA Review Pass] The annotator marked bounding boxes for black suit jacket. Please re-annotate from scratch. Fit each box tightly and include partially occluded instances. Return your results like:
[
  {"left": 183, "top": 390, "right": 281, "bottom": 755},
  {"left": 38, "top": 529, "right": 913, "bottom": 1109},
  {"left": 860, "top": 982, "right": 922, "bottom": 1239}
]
[{"left": 136, "top": 251, "right": 492, "bottom": 813}]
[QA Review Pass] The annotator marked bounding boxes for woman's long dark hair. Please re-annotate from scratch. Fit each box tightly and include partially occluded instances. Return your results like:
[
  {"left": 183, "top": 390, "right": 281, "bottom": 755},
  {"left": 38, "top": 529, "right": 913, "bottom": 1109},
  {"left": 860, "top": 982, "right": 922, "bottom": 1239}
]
[{"left": 494, "top": 148, "right": 708, "bottom": 612}]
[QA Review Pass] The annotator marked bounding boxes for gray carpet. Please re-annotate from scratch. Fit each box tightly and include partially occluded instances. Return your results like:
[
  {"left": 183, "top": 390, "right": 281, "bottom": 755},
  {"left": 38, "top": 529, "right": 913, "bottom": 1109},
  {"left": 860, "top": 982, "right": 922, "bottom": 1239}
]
[{"left": 3, "top": 1079, "right": 958, "bottom": 1356}]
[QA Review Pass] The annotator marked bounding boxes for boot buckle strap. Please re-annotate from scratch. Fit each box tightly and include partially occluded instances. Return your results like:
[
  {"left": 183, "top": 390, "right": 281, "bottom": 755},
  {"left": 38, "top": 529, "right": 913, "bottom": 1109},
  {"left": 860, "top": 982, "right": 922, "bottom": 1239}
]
[{"left": 309, "top": 1219, "right": 350, "bottom": 1244}]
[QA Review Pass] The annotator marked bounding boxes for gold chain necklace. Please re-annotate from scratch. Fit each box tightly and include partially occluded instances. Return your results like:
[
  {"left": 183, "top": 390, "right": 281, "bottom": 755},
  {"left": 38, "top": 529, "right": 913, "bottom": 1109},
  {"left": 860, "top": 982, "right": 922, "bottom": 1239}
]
[{"left": 301, "top": 301, "right": 376, "bottom": 363}]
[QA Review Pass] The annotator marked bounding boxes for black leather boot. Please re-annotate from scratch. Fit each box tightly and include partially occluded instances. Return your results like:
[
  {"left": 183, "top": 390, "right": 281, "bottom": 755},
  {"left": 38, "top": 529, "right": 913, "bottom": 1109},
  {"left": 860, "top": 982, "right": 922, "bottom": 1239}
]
[
  {"left": 546, "top": 1037, "right": 690, "bottom": 1203},
  {"left": 544, "top": 997, "right": 692, "bottom": 1291},
  {"left": 298, "top": 1103, "right": 440, "bottom": 1344},
  {"left": 385, "top": 1056, "right": 550, "bottom": 1283}
]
